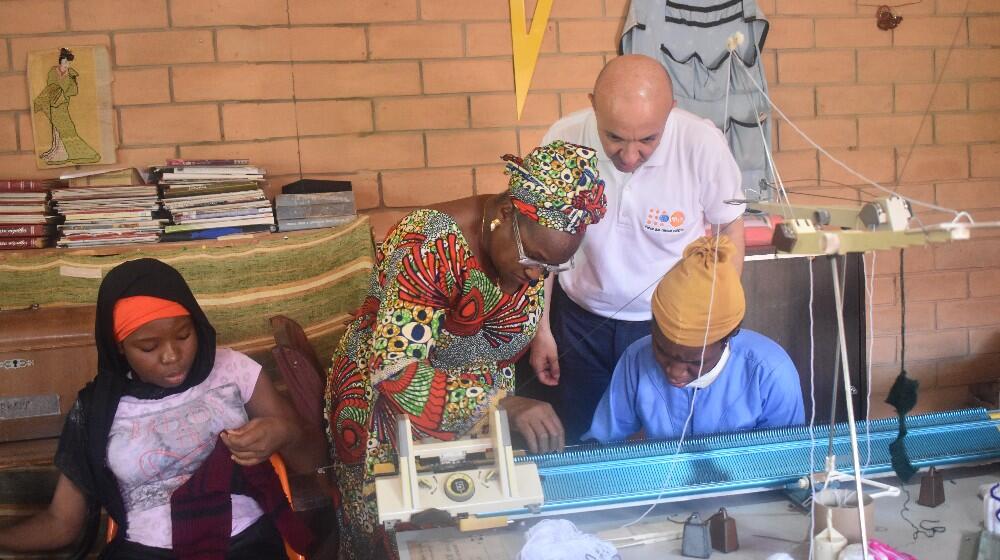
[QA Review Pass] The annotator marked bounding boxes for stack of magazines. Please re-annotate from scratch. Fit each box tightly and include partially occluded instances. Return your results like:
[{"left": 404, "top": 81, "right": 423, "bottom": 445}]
[
  {"left": 0, "top": 179, "right": 61, "bottom": 250},
  {"left": 53, "top": 169, "right": 164, "bottom": 248},
  {"left": 274, "top": 179, "right": 356, "bottom": 232},
  {"left": 153, "top": 159, "right": 275, "bottom": 241}
]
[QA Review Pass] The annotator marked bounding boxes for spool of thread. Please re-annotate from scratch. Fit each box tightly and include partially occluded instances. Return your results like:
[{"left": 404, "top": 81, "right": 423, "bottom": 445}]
[
  {"left": 726, "top": 31, "right": 745, "bottom": 52},
  {"left": 815, "top": 509, "right": 847, "bottom": 560},
  {"left": 814, "top": 527, "right": 847, "bottom": 560}
]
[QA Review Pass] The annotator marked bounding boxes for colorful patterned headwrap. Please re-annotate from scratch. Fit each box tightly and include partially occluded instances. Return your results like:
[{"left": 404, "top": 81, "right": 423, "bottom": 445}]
[{"left": 502, "top": 140, "right": 608, "bottom": 235}]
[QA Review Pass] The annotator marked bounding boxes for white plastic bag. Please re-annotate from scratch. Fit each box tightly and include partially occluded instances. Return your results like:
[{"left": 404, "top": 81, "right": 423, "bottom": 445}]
[{"left": 518, "top": 519, "right": 620, "bottom": 560}]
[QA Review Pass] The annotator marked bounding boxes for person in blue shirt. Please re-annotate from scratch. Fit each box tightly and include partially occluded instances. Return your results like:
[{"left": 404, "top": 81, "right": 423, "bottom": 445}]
[{"left": 583, "top": 236, "right": 804, "bottom": 443}]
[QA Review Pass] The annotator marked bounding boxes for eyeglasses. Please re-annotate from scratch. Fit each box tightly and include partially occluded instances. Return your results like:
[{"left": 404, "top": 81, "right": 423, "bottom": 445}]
[{"left": 511, "top": 213, "right": 575, "bottom": 274}]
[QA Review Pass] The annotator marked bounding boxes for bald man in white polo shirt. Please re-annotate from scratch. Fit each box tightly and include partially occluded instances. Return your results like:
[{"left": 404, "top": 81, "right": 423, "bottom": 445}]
[{"left": 528, "top": 54, "right": 747, "bottom": 443}]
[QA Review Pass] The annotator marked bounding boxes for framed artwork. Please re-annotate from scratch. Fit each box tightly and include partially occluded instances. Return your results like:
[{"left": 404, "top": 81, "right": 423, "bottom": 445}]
[{"left": 27, "top": 45, "right": 116, "bottom": 169}]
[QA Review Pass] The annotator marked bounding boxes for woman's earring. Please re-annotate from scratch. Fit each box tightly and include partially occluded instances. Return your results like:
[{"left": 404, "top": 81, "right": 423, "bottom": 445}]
[{"left": 489, "top": 218, "right": 501, "bottom": 232}]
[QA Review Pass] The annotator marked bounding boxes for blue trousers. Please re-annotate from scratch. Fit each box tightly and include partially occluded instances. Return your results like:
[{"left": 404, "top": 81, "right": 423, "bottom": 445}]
[{"left": 549, "top": 280, "right": 651, "bottom": 443}]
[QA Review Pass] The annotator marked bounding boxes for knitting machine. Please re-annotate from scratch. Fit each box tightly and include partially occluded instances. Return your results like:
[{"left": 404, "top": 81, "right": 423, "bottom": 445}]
[
  {"left": 375, "top": 407, "right": 1000, "bottom": 525},
  {"left": 503, "top": 408, "right": 1000, "bottom": 517}
]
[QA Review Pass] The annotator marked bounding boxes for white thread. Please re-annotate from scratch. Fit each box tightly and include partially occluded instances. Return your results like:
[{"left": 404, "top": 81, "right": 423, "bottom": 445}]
[
  {"left": 735, "top": 48, "right": 794, "bottom": 214},
  {"left": 723, "top": 50, "right": 733, "bottom": 136},
  {"left": 863, "top": 252, "right": 877, "bottom": 468},
  {"left": 808, "top": 257, "right": 818, "bottom": 560},
  {"left": 750, "top": 96, "right": 794, "bottom": 215},
  {"left": 725, "top": 31, "right": 745, "bottom": 52},
  {"left": 951, "top": 211, "right": 975, "bottom": 224},
  {"left": 723, "top": 31, "right": 745, "bottom": 130}
]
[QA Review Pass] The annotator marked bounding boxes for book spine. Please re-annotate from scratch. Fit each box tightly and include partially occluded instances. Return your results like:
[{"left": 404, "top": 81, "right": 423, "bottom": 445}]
[
  {"left": 275, "top": 203, "right": 355, "bottom": 220},
  {"left": 0, "top": 224, "right": 53, "bottom": 237},
  {"left": 163, "top": 196, "right": 266, "bottom": 210},
  {"left": 0, "top": 180, "right": 51, "bottom": 193},
  {"left": 0, "top": 208, "right": 49, "bottom": 214},
  {"left": 165, "top": 216, "right": 275, "bottom": 233},
  {"left": 171, "top": 166, "right": 262, "bottom": 174},
  {"left": 0, "top": 237, "right": 49, "bottom": 249},
  {"left": 0, "top": 199, "right": 49, "bottom": 205},
  {"left": 163, "top": 184, "right": 260, "bottom": 198},
  {"left": 160, "top": 173, "right": 263, "bottom": 180},
  {"left": 0, "top": 216, "right": 53, "bottom": 225},
  {"left": 160, "top": 223, "right": 272, "bottom": 241},
  {"left": 174, "top": 207, "right": 271, "bottom": 221},
  {"left": 278, "top": 215, "right": 355, "bottom": 231},
  {"left": 281, "top": 180, "right": 353, "bottom": 194},
  {"left": 166, "top": 158, "right": 250, "bottom": 166},
  {"left": 276, "top": 192, "right": 355, "bottom": 207}
]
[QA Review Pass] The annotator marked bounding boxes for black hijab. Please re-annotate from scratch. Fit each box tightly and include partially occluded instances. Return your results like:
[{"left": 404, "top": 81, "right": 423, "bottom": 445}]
[
  {"left": 94, "top": 258, "right": 216, "bottom": 398},
  {"left": 55, "top": 258, "right": 217, "bottom": 555}
]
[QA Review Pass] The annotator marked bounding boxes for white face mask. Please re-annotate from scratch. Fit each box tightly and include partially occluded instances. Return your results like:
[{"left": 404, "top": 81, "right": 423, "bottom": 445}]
[{"left": 684, "top": 344, "right": 731, "bottom": 389}]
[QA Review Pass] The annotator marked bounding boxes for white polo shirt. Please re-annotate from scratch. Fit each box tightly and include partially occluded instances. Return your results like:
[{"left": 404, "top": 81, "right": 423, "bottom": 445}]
[{"left": 543, "top": 108, "right": 745, "bottom": 321}]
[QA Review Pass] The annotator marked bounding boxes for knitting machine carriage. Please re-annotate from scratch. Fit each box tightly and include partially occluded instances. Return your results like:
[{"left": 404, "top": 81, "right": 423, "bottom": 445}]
[{"left": 374, "top": 408, "right": 544, "bottom": 530}]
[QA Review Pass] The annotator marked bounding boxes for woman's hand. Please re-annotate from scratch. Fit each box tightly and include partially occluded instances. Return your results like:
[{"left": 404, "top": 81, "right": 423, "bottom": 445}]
[
  {"left": 220, "top": 417, "right": 293, "bottom": 467},
  {"left": 500, "top": 395, "right": 565, "bottom": 454},
  {"left": 243, "top": 370, "right": 309, "bottom": 472},
  {"left": 529, "top": 329, "right": 561, "bottom": 386}
]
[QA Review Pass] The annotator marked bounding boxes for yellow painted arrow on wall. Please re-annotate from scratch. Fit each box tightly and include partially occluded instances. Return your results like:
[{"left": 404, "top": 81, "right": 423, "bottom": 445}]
[{"left": 509, "top": 0, "right": 555, "bottom": 119}]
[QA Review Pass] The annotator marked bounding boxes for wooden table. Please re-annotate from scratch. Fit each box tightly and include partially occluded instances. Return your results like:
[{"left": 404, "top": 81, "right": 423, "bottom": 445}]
[{"left": 394, "top": 462, "right": 999, "bottom": 560}]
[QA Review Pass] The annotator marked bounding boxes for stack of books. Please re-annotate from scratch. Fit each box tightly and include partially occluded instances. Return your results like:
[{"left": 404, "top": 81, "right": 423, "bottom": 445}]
[
  {"left": 275, "top": 179, "right": 356, "bottom": 232},
  {"left": 53, "top": 168, "right": 165, "bottom": 248},
  {"left": 154, "top": 159, "right": 275, "bottom": 241},
  {"left": 0, "top": 179, "right": 61, "bottom": 250}
]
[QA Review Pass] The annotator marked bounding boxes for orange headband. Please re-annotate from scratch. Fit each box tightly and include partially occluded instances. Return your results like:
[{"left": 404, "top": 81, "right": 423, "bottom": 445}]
[{"left": 113, "top": 295, "right": 190, "bottom": 342}]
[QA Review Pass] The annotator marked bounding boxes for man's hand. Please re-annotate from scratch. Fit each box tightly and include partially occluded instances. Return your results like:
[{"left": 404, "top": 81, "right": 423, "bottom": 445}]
[
  {"left": 220, "top": 417, "right": 291, "bottom": 466},
  {"left": 500, "top": 395, "right": 565, "bottom": 454},
  {"left": 529, "top": 330, "right": 561, "bottom": 386}
]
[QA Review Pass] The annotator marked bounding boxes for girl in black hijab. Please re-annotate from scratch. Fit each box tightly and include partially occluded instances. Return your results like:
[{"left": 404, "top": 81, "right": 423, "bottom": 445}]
[{"left": 0, "top": 259, "right": 310, "bottom": 559}]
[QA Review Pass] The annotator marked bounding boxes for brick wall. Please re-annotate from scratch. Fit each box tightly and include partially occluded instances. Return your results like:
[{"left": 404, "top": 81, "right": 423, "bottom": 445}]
[{"left": 0, "top": 0, "right": 996, "bottom": 416}]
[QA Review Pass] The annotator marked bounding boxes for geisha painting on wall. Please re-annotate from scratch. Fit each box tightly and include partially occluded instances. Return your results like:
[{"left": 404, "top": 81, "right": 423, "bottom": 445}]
[{"left": 27, "top": 46, "right": 116, "bottom": 169}]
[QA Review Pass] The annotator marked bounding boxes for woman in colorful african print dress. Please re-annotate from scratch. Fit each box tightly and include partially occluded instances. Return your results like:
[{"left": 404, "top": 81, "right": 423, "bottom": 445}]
[{"left": 325, "top": 141, "right": 608, "bottom": 560}]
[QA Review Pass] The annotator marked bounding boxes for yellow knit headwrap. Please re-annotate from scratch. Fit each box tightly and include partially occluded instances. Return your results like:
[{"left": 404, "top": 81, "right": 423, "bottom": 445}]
[{"left": 651, "top": 236, "right": 745, "bottom": 347}]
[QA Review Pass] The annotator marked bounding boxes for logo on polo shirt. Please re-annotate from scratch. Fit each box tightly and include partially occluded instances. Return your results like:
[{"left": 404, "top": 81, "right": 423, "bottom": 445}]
[{"left": 645, "top": 208, "right": 686, "bottom": 233}]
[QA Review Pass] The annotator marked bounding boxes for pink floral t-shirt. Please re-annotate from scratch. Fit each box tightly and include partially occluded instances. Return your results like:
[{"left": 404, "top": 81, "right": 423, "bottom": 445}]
[{"left": 107, "top": 348, "right": 264, "bottom": 548}]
